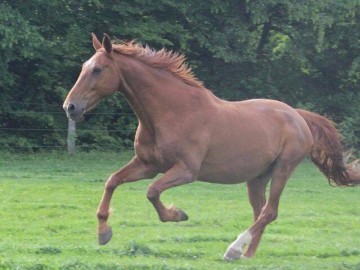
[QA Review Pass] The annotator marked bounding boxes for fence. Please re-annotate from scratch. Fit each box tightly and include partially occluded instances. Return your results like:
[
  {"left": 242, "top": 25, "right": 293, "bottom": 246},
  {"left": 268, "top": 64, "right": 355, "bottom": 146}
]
[{"left": 0, "top": 100, "right": 136, "bottom": 153}]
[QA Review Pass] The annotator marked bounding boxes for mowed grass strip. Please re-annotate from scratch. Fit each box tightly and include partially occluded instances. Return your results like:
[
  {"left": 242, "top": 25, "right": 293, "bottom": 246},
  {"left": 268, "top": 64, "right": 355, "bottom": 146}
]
[{"left": 0, "top": 151, "right": 359, "bottom": 270}]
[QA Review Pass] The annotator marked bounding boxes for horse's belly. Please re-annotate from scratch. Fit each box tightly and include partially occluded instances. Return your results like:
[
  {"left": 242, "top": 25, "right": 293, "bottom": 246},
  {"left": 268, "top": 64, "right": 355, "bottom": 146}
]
[
  {"left": 197, "top": 169, "right": 250, "bottom": 184},
  {"left": 197, "top": 151, "right": 276, "bottom": 184}
]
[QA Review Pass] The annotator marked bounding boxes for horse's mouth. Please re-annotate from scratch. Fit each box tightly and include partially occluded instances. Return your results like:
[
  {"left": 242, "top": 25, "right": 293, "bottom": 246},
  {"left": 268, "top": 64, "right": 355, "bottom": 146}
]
[
  {"left": 66, "top": 111, "right": 85, "bottom": 122},
  {"left": 63, "top": 103, "right": 86, "bottom": 122},
  {"left": 65, "top": 102, "right": 101, "bottom": 122},
  {"left": 63, "top": 96, "right": 101, "bottom": 122}
]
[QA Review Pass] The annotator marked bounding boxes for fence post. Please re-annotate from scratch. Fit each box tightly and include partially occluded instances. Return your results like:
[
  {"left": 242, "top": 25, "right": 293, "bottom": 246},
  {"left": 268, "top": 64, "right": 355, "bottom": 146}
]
[{"left": 67, "top": 119, "right": 76, "bottom": 154}]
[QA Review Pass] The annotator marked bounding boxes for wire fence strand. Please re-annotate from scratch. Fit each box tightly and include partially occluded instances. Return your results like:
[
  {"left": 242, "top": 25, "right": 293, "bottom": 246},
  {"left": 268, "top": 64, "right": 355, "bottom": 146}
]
[{"left": 1, "top": 100, "right": 137, "bottom": 152}]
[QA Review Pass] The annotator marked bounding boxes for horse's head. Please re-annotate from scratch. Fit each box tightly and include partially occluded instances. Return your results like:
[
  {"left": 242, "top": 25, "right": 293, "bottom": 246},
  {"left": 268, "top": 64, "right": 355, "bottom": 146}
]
[{"left": 63, "top": 34, "right": 120, "bottom": 121}]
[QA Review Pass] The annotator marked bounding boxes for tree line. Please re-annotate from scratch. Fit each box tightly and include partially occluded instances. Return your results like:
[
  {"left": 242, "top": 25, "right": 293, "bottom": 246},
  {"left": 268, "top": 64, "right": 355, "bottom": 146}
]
[{"left": 0, "top": 0, "right": 359, "bottom": 151}]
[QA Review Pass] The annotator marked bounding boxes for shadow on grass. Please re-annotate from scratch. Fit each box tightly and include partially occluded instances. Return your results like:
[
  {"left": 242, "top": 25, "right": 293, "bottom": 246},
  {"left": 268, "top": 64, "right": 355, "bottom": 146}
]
[{"left": 95, "top": 241, "right": 204, "bottom": 260}]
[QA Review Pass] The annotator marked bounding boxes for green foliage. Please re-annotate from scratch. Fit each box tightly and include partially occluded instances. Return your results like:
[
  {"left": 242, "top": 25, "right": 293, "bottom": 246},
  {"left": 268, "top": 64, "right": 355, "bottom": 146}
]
[
  {"left": 0, "top": 0, "right": 359, "bottom": 150},
  {"left": 0, "top": 2, "right": 43, "bottom": 90}
]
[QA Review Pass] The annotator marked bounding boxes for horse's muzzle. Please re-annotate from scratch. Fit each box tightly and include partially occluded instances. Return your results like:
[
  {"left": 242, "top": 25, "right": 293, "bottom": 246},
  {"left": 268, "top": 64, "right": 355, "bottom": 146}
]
[{"left": 63, "top": 102, "right": 85, "bottom": 122}]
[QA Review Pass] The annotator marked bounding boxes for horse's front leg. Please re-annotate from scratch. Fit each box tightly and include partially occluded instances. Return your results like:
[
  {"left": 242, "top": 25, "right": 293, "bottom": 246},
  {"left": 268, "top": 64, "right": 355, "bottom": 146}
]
[
  {"left": 97, "top": 156, "right": 157, "bottom": 245},
  {"left": 147, "top": 161, "right": 197, "bottom": 222}
]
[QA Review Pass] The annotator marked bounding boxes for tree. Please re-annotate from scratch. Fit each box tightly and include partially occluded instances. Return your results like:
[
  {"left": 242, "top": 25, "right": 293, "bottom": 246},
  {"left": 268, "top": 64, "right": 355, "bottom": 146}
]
[{"left": 1, "top": 0, "right": 359, "bottom": 151}]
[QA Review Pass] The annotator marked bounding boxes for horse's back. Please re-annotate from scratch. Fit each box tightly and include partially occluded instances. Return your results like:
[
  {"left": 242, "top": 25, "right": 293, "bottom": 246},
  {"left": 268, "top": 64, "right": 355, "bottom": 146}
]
[{"left": 198, "top": 99, "right": 313, "bottom": 183}]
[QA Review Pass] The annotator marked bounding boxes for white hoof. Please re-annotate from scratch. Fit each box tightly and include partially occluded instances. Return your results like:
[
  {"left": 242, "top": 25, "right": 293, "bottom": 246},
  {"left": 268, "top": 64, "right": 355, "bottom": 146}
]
[
  {"left": 224, "top": 248, "right": 250, "bottom": 260},
  {"left": 223, "top": 247, "right": 241, "bottom": 260},
  {"left": 224, "top": 230, "right": 252, "bottom": 260}
]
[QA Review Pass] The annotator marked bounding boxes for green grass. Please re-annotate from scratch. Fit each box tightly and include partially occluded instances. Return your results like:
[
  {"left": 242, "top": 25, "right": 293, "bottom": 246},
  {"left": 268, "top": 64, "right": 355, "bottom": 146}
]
[{"left": 0, "top": 151, "right": 359, "bottom": 269}]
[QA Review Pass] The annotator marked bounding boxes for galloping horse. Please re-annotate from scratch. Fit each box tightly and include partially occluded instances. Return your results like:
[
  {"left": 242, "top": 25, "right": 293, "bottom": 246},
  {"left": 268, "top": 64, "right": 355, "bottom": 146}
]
[{"left": 63, "top": 34, "right": 360, "bottom": 259}]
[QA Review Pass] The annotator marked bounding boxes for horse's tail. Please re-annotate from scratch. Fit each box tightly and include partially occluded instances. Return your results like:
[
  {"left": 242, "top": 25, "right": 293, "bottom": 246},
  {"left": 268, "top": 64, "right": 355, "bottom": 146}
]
[{"left": 297, "top": 109, "right": 360, "bottom": 187}]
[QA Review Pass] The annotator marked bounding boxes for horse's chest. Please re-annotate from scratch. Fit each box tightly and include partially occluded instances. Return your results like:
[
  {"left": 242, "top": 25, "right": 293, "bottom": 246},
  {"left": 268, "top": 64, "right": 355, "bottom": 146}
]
[{"left": 135, "top": 140, "right": 177, "bottom": 172}]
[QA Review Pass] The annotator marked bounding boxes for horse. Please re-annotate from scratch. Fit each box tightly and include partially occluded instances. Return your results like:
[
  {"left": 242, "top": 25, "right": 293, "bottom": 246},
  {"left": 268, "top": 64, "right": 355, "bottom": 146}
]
[{"left": 63, "top": 33, "right": 360, "bottom": 260}]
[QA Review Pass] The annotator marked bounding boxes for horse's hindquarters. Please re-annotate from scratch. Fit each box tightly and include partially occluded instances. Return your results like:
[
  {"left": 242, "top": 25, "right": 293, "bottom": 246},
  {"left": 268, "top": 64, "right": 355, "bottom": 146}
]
[{"left": 197, "top": 100, "right": 312, "bottom": 184}]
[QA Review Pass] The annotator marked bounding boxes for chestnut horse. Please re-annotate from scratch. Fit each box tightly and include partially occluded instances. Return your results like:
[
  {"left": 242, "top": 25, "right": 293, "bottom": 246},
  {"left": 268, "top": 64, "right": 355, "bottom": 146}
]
[{"left": 63, "top": 34, "right": 360, "bottom": 260}]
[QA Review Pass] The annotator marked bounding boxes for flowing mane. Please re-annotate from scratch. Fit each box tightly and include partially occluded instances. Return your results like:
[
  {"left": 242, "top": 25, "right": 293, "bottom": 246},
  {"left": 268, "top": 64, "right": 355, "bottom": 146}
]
[{"left": 112, "top": 41, "right": 204, "bottom": 88}]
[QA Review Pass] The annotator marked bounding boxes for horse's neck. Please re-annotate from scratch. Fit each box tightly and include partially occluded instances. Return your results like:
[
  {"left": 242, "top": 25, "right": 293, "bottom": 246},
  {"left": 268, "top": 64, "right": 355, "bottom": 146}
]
[{"left": 117, "top": 55, "right": 211, "bottom": 133}]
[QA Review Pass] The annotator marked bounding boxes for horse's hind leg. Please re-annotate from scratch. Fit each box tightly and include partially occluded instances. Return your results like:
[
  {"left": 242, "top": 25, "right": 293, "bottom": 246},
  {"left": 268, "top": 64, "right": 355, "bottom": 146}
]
[
  {"left": 224, "top": 156, "right": 302, "bottom": 260},
  {"left": 97, "top": 156, "right": 157, "bottom": 245},
  {"left": 223, "top": 174, "right": 269, "bottom": 260},
  {"left": 244, "top": 174, "right": 271, "bottom": 257}
]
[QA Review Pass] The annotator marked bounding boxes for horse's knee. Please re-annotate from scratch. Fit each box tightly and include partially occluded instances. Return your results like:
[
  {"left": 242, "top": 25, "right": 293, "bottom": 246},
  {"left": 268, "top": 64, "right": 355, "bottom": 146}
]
[
  {"left": 105, "top": 174, "right": 120, "bottom": 193},
  {"left": 105, "top": 182, "right": 115, "bottom": 193},
  {"left": 147, "top": 186, "right": 160, "bottom": 202}
]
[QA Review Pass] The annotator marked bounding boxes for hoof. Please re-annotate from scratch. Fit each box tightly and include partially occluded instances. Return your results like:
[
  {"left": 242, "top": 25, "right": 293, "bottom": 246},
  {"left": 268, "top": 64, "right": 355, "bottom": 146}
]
[
  {"left": 164, "top": 206, "right": 189, "bottom": 222},
  {"left": 223, "top": 247, "right": 241, "bottom": 261},
  {"left": 98, "top": 227, "right": 113, "bottom": 245},
  {"left": 176, "top": 209, "right": 189, "bottom": 222}
]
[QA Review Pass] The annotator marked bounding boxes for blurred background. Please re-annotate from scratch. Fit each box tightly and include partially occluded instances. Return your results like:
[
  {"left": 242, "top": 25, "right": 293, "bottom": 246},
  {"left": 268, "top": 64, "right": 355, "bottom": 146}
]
[{"left": 0, "top": 0, "right": 359, "bottom": 152}]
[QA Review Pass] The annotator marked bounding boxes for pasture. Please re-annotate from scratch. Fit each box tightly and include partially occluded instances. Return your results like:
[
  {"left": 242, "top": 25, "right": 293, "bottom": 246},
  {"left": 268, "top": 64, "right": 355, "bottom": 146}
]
[{"left": 0, "top": 151, "right": 359, "bottom": 269}]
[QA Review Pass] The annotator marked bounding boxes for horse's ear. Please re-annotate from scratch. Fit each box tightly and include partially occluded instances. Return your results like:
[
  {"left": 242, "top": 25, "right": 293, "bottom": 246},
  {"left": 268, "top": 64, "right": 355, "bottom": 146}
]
[
  {"left": 102, "top": 33, "right": 113, "bottom": 54},
  {"left": 92, "top": 33, "right": 102, "bottom": 51}
]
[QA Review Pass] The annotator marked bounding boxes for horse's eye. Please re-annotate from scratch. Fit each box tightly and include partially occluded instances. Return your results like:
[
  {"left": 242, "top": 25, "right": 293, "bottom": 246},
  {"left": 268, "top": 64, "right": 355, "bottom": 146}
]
[{"left": 92, "top": 67, "right": 102, "bottom": 75}]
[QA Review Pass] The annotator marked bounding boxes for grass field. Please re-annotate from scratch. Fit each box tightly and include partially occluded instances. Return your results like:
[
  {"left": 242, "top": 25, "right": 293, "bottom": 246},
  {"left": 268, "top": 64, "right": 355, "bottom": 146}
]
[{"left": 0, "top": 151, "right": 359, "bottom": 270}]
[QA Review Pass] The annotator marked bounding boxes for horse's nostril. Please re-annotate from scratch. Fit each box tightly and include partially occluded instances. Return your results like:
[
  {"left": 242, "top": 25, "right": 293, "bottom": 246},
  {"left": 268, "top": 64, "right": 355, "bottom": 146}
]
[{"left": 68, "top": 103, "right": 76, "bottom": 113}]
